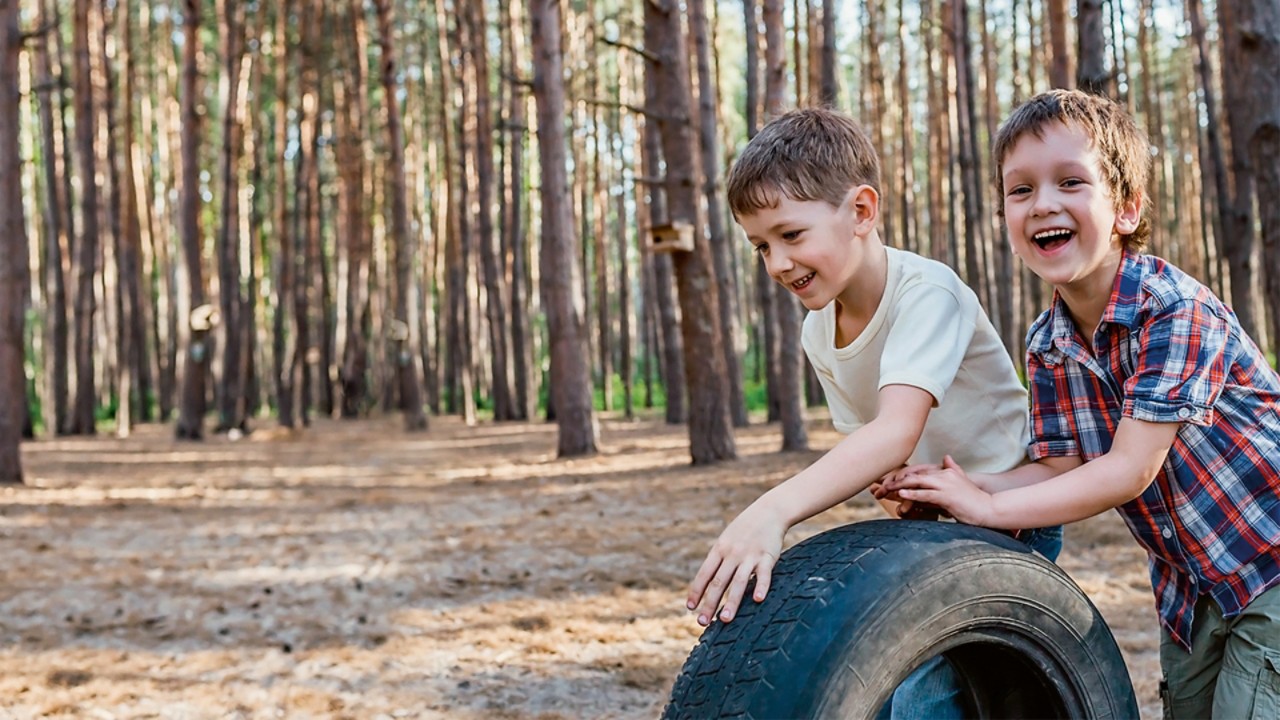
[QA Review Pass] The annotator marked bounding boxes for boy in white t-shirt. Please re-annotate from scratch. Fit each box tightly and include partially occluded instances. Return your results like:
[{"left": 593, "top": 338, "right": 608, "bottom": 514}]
[{"left": 685, "top": 107, "right": 1060, "bottom": 719}]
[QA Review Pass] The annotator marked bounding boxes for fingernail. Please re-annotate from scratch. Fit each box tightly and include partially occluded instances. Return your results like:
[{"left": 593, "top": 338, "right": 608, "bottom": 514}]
[
  {"left": 697, "top": 615, "right": 708, "bottom": 626},
  {"left": 686, "top": 601, "right": 696, "bottom": 610}
]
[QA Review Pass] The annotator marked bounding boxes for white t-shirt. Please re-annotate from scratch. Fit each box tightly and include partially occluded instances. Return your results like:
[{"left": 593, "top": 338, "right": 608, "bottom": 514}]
[{"left": 802, "top": 247, "right": 1030, "bottom": 474}]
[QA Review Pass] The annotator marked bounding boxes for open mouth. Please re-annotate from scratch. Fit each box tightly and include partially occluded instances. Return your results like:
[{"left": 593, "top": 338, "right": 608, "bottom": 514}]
[
  {"left": 791, "top": 272, "right": 816, "bottom": 291},
  {"left": 1032, "top": 228, "right": 1074, "bottom": 252}
]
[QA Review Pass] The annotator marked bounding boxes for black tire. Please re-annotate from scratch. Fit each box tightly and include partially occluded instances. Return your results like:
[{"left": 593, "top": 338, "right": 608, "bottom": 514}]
[{"left": 664, "top": 520, "right": 1138, "bottom": 719}]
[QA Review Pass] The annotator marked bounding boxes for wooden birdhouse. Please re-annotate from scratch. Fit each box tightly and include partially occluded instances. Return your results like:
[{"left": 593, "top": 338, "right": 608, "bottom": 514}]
[{"left": 651, "top": 221, "right": 695, "bottom": 253}]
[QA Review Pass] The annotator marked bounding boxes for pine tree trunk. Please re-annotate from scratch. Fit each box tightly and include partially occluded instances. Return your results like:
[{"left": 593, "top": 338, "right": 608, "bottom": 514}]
[
  {"left": 0, "top": 0, "right": 27, "bottom": 481},
  {"left": 690, "top": 0, "right": 748, "bottom": 428},
  {"left": 760, "top": 0, "right": 805, "bottom": 451},
  {"left": 175, "top": 0, "right": 208, "bottom": 439},
  {"left": 467, "top": 0, "right": 513, "bottom": 421},
  {"left": 337, "top": 0, "right": 370, "bottom": 419},
  {"left": 645, "top": 0, "right": 736, "bottom": 464},
  {"left": 530, "top": 0, "right": 597, "bottom": 456},
  {"left": 1045, "top": 0, "right": 1071, "bottom": 88},
  {"left": 639, "top": 85, "right": 686, "bottom": 425},
  {"left": 33, "top": 0, "right": 69, "bottom": 437},
  {"left": 1076, "top": 0, "right": 1108, "bottom": 95},
  {"left": 374, "top": 0, "right": 428, "bottom": 431},
  {"left": 1217, "top": 0, "right": 1261, "bottom": 342},
  {"left": 504, "top": 0, "right": 533, "bottom": 421},
  {"left": 70, "top": 0, "right": 100, "bottom": 435},
  {"left": 215, "top": 0, "right": 247, "bottom": 433},
  {"left": 1236, "top": 0, "right": 1280, "bottom": 355},
  {"left": 272, "top": 0, "right": 298, "bottom": 428}
]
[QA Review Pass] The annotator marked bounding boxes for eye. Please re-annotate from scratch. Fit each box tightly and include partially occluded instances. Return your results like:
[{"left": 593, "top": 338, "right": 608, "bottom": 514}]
[
  {"left": 781, "top": 230, "right": 802, "bottom": 241},
  {"left": 1061, "top": 178, "right": 1084, "bottom": 188},
  {"left": 753, "top": 243, "right": 769, "bottom": 255},
  {"left": 1007, "top": 185, "right": 1031, "bottom": 197}
]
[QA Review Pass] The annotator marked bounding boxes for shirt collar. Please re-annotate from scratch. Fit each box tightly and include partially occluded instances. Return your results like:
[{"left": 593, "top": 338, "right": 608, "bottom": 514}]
[{"left": 1027, "top": 249, "right": 1148, "bottom": 356}]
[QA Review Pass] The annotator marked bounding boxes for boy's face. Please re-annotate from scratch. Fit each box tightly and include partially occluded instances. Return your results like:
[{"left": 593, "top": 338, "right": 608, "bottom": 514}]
[
  {"left": 738, "top": 189, "right": 876, "bottom": 312},
  {"left": 1001, "top": 121, "right": 1141, "bottom": 296}
]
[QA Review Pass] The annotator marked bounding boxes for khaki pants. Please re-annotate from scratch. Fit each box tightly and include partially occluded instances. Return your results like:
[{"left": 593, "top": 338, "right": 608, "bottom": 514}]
[{"left": 1160, "top": 583, "right": 1280, "bottom": 719}]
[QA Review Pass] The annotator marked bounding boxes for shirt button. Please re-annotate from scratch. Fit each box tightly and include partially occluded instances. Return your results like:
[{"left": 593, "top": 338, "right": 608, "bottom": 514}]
[
  {"left": 1161, "top": 526, "right": 1173, "bottom": 539},
  {"left": 1177, "top": 407, "right": 1193, "bottom": 420}
]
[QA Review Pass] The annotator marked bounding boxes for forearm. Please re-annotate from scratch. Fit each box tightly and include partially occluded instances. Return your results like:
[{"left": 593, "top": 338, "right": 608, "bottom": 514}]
[
  {"left": 970, "top": 456, "right": 1082, "bottom": 494},
  {"left": 982, "top": 452, "right": 1152, "bottom": 529},
  {"left": 759, "top": 421, "right": 917, "bottom": 528}
]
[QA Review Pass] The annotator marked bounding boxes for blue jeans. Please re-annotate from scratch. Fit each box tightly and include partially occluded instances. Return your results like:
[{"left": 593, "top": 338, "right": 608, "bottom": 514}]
[{"left": 876, "top": 525, "right": 1064, "bottom": 720}]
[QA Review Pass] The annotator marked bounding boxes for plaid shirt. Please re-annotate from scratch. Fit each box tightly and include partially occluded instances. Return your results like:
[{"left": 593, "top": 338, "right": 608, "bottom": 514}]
[{"left": 1026, "top": 250, "right": 1280, "bottom": 651}]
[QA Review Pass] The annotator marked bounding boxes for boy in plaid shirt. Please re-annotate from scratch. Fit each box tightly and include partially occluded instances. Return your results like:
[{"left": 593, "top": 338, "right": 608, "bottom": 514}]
[{"left": 881, "top": 89, "right": 1280, "bottom": 717}]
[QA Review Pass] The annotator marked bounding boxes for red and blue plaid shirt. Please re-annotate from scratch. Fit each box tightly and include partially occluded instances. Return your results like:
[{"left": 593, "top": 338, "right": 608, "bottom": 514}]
[{"left": 1026, "top": 250, "right": 1280, "bottom": 651}]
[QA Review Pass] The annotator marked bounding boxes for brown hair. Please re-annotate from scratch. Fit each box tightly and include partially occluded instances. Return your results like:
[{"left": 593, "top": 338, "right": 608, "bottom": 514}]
[
  {"left": 726, "top": 107, "right": 881, "bottom": 216},
  {"left": 992, "top": 89, "right": 1151, "bottom": 250}
]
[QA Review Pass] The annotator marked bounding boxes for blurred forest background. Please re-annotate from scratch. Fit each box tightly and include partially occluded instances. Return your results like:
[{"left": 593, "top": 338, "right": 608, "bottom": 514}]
[{"left": 0, "top": 0, "right": 1276, "bottom": 483}]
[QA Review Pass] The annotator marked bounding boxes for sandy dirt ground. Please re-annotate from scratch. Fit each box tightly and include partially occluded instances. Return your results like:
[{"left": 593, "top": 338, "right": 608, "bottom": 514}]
[{"left": 0, "top": 412, "right": 1163, "bottom": 719}]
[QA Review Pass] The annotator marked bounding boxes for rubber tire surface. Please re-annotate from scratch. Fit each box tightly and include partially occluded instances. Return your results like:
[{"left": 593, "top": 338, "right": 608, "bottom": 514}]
[{"left": 663, "top": 520, "right": 1138, "bottom": 719}]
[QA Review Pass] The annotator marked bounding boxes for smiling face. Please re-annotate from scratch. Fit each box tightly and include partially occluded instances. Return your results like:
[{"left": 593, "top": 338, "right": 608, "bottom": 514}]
[
  {"left": 737, "top": 188, "right": 878, "bottom": 313},
  {"left": 1001, "top": 121, "right": 1141, "bottom": 299}
]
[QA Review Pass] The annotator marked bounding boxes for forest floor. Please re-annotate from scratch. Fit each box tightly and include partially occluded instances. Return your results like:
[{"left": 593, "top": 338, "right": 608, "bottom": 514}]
[{"left": 0, "top": 411, "right": 1162, "bottom": 719}]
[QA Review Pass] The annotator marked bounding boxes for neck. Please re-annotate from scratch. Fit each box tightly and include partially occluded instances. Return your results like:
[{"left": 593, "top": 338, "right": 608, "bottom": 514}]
[
  {"left": 832, "top": 243, "right": 888, "bottom": 346},
  {"left": 1058, "top": 250, "right": 1124, "bottom": 340}
]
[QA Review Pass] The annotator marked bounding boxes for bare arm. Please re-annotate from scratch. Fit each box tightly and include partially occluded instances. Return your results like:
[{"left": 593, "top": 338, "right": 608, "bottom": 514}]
[
  {"left": 967, "top": 455, "right": 1083, "bottom": 493},
  {"left": 687, "top": 384, "right": 934, "bottom": 625},
  {"left": 886, "top": 418, "right": 1178, "bottom": 529}
]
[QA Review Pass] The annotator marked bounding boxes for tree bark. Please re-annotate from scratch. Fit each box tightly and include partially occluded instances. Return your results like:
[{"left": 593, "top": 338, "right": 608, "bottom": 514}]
[
  {"left": 335, "top": 0, "right": 370, "bottom": 419},
  {"left": 690, "top": 0, "right": 748, "bottom": 428},
  {"left": 215, "top": 0, "right": 247, "bottom": 433},
  {"left": 466, "top": 0, "right": 513, "bottom": 421},
  {"left": 374, "top": 0, "right": 428, "bottom": 431},
  {"left": 0, "top": 0, "right": 27, "bottom": 481},
  {"left": 33, "top": 0, "right": 69, "bottom": 437},
  {"left": 1077, "top": 0, "right": 1108, "bottom": 95},
  {"left": 645, "top": 0, "right": 736, "bottom": 464},
  {"left": 1045, "top": 0, "right": 1071, "bottom": 89},
  {"left": 1237, "top": 0, "right": 1280, "bottom": 355},
  {"left": 530, "top": 0, "right": 597, "bottom": 456},
  {"left": 504, "top": 0, "right": 533, "bottom": 421},
  {"left": 70, "top": 0, "right": 100, "bottom": 435},
  {"left": 175, "top": 0, "right": 208, "bottom": 439},
  {"left": 1218, "top": 0, "right": 1261, "bottom": 342}
]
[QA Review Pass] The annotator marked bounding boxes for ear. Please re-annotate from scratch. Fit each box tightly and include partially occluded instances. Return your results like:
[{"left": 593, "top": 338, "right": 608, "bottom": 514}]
[
  {"left": 847, "top": 184, "right": 880, "bottom": 235},
  {"left": 1113, "top": 193, "right": 1143, "bottom": 235}
]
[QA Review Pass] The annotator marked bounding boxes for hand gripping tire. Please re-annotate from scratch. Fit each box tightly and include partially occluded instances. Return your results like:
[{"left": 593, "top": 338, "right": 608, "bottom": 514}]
[{"left": 663, "top": 520, "right": 1138, "bottom": 719}]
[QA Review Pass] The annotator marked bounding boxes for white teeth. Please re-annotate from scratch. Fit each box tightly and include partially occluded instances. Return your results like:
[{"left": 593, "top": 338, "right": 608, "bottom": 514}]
[{"left": 1033, "top": 229, "right": 1073, "bottom": 240}]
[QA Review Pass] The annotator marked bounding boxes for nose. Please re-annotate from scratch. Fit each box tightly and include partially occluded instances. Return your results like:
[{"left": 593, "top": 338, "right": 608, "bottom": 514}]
[
  {"left": 764, "top": 245, "right": 793, "bottom": 280},
  {"left": 1029, "top": 188, "right": 1060, "bottom": 217}
]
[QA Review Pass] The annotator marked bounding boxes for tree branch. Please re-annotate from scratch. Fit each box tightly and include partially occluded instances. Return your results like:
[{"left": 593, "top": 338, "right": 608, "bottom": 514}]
[{"left": 600, "top": 36, "right": 658, "bottom": 63}]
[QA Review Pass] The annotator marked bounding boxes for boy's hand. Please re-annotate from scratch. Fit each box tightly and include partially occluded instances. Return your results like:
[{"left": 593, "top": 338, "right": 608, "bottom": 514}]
[
  {"left": 873, "top": 466, "right": 947, "bottom": 519},
  {"left": 686, "top": 503, "right": 785, "bottom": 626},
  {"left": 882, "top": 455, "right": 993, "bottom": 525}
]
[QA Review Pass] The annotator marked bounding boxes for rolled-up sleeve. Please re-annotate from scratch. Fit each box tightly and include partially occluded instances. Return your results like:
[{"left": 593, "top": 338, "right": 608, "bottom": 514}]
[{"left": 1122, "top": 300, "right": 1228, "bottom": 427}]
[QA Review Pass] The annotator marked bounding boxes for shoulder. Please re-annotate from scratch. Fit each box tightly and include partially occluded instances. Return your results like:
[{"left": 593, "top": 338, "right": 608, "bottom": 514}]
[
  {"left": 1133, "top": 254, "right": 1228, "bottom": 321},
  {"left": 889, "top": 249, "right": 976, "bottom": 313}
]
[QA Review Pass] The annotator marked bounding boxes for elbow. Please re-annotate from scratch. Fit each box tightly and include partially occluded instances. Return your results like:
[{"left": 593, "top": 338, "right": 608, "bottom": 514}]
[
  {"left": 1123, "top": 458, "right": 1164, "bottom": 501},
  {"left": 884, "top": 428, "right": 923, "bottom": 469}
]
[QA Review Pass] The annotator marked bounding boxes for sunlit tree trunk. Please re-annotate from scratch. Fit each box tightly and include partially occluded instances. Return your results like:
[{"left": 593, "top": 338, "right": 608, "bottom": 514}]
[
  {"left": 215, "top": 0, "right": 247, "bottom": 432},
  {"left": 272, "top": 0, "right": 298, "bottom": 428},
  {"left": 503, "top": 0, "right": 533, "bottom": 421},
  {"left": 645, "top": 0, "right": 736, "bottom": 464},
  {"left": 374, "top": 0, "right": 427, "bottom": 431},
  {"left": 690, "top": 0, "right": 747, "bottom": 428},
  {"left": 1045, "top": 0, "right": 1071, "bottom": 88},
  {"left": 530, "top": 0, "right": 597, "bottom": 456},
  {"left": 33, "top": 0, "right": 69, "bottom": 437}
]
